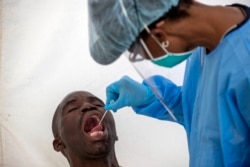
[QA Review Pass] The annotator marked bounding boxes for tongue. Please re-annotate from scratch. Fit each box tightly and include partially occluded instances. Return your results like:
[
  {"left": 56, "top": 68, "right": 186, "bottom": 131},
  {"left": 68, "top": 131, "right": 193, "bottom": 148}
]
[
  {"left": 84, "top": 117, "right": 99, "bottom": 133},
  {"left": 91, "top": 124, "right": 103, "bottom": 132}
]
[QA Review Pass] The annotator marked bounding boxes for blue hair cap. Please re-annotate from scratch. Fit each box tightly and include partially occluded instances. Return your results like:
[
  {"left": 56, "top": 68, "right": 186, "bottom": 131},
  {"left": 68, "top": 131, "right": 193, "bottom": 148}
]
[{"left": 88, "top": 0, "right": 179, "bottom": 65}]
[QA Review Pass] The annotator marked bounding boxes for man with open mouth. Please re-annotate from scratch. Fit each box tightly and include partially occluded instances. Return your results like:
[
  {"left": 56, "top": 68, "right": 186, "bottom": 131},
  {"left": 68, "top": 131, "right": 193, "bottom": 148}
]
[{"left": 52, "top": 91, "right": 120, "bottom": 167}]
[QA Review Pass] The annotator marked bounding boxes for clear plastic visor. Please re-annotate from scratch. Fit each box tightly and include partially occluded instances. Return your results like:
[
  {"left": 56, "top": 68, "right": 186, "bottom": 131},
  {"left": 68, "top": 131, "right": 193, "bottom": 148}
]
[{"left": 128, "top": 24, "right": 170, "bottom": 63}]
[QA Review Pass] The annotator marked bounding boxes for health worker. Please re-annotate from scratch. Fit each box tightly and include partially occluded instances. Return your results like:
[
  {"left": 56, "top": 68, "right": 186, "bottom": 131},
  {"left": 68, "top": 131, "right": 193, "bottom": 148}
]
[{"left": 87, "top": 0, "right": 250, "bottom": 166}]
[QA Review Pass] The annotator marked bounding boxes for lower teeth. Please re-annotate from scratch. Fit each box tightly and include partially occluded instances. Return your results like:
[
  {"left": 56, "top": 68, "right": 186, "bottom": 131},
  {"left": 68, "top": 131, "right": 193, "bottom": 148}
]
[{"left": 90, "top": 131, "right": 103, "bottom": 137}]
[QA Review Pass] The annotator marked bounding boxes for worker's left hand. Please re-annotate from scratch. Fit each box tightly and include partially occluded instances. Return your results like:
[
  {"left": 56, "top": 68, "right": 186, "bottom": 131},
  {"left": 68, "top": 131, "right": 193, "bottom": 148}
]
[{"left": 105, "top": 75, "right": 155, "bottom": 112}]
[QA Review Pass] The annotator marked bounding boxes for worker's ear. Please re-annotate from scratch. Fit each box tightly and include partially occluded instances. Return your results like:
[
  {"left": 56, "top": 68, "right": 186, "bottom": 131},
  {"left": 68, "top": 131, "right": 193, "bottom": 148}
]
[
  {"left": 151, "top": 21, "right": 168, "bottom": 43},
  {"left": 53, "top": 138, "right": 65, "bottom": 152}
]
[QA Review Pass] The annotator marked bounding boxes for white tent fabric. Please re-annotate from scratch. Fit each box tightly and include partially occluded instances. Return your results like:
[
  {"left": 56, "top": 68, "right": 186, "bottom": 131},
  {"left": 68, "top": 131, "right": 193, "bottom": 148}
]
[{"left": 1, "top": 0, "right": 249, "bottom": 166}]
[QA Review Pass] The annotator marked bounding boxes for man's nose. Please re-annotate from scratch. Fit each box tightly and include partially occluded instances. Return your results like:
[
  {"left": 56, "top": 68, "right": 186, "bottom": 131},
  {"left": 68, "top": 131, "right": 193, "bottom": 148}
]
[{"left": 80, "top": 103, "right": 97, "bottom": 113}]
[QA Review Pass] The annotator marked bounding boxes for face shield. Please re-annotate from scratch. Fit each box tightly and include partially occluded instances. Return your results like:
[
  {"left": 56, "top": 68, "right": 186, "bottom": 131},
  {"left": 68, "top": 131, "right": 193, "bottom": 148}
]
[
  {"left": 126, "top": 44, "right": 179, "bottom": 122},
  {"left": 126, "top": 25, "right": 181, "bottom": 122}
]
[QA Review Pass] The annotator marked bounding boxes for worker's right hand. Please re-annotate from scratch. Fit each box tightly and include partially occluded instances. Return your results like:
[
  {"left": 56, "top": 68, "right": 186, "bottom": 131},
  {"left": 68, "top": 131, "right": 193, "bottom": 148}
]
[{"left": 105, "top": 75, "right": 155, "bottom": 112}]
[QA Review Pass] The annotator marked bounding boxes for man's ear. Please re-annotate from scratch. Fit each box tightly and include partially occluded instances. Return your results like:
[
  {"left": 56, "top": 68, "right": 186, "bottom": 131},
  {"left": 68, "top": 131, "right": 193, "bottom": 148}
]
[
  {"left": 115, "top": 135, "right": 118, "bottom": 141},
  {"left": 53, "top": 138, "right": 65, "bottom": 152}
]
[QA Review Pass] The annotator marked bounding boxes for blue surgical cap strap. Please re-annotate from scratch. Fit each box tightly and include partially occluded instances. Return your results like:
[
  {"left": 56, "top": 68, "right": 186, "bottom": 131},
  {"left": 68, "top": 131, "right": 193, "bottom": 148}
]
[
  {"left": 118, "top": 0, "right": 135, "bottom": 27},
  {"left": 132, "top": 0, "right": 152, "bottom": 36},
  {"left": 119, "top": 0, "right": 142, "bottom": 35},
  {"left": 132, "top": 0, "right": 141, "bottom": 35}
]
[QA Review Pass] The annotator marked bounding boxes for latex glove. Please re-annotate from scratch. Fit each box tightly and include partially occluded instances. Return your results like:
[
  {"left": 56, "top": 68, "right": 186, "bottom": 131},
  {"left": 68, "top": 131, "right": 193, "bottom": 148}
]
[{"left": 105, "top": 75, "right": 155, "bottom": 112}]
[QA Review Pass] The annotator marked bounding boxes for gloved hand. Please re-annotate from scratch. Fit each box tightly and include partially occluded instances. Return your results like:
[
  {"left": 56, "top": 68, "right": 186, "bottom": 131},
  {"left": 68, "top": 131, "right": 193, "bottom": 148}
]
[{"left": 105, "top": 75, "right": 155, "bottom": 112}]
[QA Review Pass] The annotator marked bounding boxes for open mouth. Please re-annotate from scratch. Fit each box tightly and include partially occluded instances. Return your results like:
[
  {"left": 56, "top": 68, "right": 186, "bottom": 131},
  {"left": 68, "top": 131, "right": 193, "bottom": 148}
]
[{"left": 84, "top": 115, "right": 105, "bottom": 137}]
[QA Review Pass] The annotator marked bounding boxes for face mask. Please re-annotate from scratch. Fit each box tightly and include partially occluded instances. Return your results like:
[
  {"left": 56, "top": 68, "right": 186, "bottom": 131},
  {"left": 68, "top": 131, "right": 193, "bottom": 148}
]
[
  {"left": 137, "top": 24, "right": 196, "bottom": 68},
  {"left": 139, "top": 38, "right": 194, "bottom": 68},
  {"left": 151, "top": 50, "right": 194, "bottom": 68}
]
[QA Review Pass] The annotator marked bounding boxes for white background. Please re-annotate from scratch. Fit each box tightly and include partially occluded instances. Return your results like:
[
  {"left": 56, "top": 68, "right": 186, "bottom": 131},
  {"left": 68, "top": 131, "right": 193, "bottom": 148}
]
[{"left": 1, "top": 0, "right": 249, "bottom": 166}]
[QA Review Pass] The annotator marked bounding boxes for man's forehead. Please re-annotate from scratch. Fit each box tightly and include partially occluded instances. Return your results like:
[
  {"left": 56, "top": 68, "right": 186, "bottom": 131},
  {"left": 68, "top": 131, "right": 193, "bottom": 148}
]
[{"left": 60, "top": 91, "right": 103, "bottom": 106}]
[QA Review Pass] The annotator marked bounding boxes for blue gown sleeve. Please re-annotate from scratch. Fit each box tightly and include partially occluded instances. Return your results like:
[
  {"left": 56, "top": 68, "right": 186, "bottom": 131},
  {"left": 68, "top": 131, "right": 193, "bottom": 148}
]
[{"left": 132, "top": 75, "right": 184, "bottom": 125}]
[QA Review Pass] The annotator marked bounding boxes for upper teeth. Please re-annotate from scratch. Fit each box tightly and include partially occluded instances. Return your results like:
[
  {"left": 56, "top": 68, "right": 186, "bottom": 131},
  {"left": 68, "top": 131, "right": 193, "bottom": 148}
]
[{"left": 92, "top": 115, "right": 100, "bottom": 122}]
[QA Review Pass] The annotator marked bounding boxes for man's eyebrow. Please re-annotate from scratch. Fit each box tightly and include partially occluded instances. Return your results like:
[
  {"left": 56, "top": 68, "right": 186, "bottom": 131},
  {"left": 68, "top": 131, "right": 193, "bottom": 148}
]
[
  {"left": 88, "top": 96, "right": 104, "bottom": 105},
  {"left": 62, "top": 99, "right": 77, "bottom": 111}
]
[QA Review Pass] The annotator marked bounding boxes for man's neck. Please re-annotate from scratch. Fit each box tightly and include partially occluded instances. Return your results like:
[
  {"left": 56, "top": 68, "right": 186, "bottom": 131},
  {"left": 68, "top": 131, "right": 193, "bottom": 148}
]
[{"left": 69, "top": 153, "right": 120, "bottom": 167}]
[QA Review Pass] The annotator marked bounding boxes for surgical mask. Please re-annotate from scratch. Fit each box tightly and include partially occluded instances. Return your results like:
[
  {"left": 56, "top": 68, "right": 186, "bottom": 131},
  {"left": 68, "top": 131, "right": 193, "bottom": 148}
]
[
  {"left": 137, "top": 24, "right": 195, "bottom": 68},
  {"left": 151, "top": 50, "right": 194, "bottom": 68},
  {"left": 139, "top": 37, "right": 195, "bottom": 68},
  {"left": 128, "top": 23, "right": 195, "bottom": 68}
]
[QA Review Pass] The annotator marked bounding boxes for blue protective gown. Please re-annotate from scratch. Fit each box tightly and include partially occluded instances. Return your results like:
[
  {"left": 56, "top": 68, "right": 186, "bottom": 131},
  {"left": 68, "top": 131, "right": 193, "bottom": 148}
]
[{"left": 133, "top": 4, "right": 250, "bottom": 167}]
